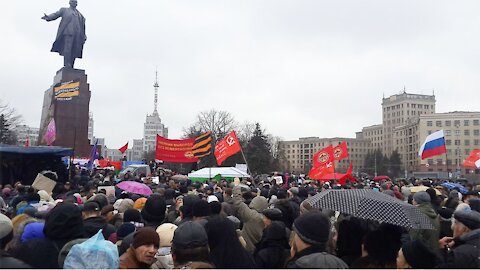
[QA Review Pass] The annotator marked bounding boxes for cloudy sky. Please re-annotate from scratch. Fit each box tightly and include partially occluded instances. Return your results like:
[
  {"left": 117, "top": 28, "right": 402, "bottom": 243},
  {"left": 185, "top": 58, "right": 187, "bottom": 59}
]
[{"left": 2, "top": 0, "right": 479, "bottom": 148}]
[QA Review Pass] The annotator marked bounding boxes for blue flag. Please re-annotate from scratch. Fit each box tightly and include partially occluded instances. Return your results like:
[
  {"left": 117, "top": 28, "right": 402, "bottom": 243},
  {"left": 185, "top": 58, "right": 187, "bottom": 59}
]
[{"left": 87, "top": 139, "right": 99, "bottom": 170}]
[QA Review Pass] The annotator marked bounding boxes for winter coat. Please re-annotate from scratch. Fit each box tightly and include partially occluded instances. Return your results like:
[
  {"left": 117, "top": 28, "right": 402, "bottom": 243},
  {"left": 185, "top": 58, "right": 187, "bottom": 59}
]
[
  {"left": 232, "top": 187, "right": 265, "bottom": 253},
  {"left": 274, "top": 199, "right": 298, "bottom": 230},
  {"left": 0, "top": 250, "right": 32, "bottom": 269},
  {"left": 221, "top": 197, "right": 236, "bottom": 216},
  {"left": 119, "top": 247, "right": 152, "bottom": 269},
  {"left": 436, "top": 228, "right": 480, "bottom": 269},
  {"left": 83, "top": 216, "right": 116, "bottom": 239},
  {"left": 286, "top": 246, "right": 348, "bottom": 269},
  {"left": 409, "top": 203, "right": 440, "bottom": 252},
  {"left": 254, "top": 222, "right": 290, "bottom": 268}
]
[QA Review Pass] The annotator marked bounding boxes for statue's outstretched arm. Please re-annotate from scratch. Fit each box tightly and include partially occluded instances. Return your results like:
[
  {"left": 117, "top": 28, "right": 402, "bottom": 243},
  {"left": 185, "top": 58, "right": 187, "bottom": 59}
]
[{"left": 41, "top": 8, "right": 63, "bottom": 21}]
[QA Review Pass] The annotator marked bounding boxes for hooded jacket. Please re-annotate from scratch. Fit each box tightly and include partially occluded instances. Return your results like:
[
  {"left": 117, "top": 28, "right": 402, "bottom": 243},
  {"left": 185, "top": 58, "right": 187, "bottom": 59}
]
[{"left": 409, "top": 202, "right": 440, "bottom": 252}]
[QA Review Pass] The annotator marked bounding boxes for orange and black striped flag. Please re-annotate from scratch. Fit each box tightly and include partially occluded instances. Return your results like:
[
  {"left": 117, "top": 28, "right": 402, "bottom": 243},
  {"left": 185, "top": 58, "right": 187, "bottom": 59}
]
[{"left": 192, "top": 131, "right": 212, "bottom": 158}]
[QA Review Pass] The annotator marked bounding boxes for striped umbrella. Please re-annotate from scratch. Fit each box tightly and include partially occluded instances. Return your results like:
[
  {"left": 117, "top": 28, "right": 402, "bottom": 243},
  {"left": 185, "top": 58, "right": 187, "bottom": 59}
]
[{"left": 309, "top": 189, "right": 434, "bottom": 229}]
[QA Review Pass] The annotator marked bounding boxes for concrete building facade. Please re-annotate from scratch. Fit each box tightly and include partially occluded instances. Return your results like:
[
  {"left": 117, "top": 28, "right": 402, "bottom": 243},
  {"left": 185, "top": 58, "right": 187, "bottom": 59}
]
[
  {"left": 279, "top": 137, "right": 371, "bottom": 174},
  {"left": 382, "top": 92, "right": 435, "bottom": 156},
  {"left": 14, "top": 125, "right": 39, "bottom": 146},
  {"left": 417, "top": 112, "right": 480, "bottom": 178}
]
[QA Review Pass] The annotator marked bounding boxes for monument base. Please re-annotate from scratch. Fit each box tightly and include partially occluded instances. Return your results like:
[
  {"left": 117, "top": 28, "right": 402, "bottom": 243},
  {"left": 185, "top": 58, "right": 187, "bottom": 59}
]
[{"left": 38, "top": 67, "right": 91, "bottom": 157}]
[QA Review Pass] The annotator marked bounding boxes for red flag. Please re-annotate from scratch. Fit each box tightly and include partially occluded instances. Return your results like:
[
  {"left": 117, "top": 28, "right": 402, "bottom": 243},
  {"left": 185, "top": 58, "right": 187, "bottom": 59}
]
[
  {"left": 308, "top": 162, "right": 335, "bottom": 179},
  {"left": 309, "top": 145, "right": 335, "bottom": 180},
  {"left": 333, "top": 141, "right": 349, "bottom": 161},
  {"left": 312, "top": 145, "right": 334, "bottom": 168},
  {"left": 346, "top": 162, "right": 353, "bottom": 175},
  {"left": 464, "top": 149, "right": 480, "bottom": 169},
  {"left": 24, "top": 138, "right": 30, "bottom": 147},
  {"left": 214, "top": 131, "right": 241, "bottom": 165},
  {"left": 118, "top": 142, "right": 129, "bottom": 154}
]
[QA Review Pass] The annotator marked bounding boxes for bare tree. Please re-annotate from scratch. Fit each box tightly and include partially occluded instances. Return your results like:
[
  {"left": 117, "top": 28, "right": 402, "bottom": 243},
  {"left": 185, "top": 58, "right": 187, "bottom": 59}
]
[
  {"left": 237, "top": 121, "right": 256, "bottom": 144},
  {"left": 190, "top": 109, "right": 238, "bottom": 141},
  {"left": 0, "top": 99, "right": 22, "bottom": 128}
]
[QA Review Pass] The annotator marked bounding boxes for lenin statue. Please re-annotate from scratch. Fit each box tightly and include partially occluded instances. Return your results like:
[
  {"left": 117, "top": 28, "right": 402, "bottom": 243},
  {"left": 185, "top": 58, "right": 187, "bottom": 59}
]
[{"left": 42, "top": 0, "right": 86, "bottom": 69}]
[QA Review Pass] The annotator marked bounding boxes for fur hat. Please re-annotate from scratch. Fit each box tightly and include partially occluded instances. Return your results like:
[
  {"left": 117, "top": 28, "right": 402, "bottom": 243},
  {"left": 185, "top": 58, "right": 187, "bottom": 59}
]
[{"left": 141, "top": 194, "right": 166, "bottom": 223}]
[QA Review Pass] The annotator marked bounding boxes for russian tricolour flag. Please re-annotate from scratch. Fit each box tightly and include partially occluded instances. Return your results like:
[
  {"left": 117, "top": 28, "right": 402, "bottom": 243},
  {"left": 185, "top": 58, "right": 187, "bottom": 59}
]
[{"left": 418, "top": 130, "right": 447, "bottom": 160}]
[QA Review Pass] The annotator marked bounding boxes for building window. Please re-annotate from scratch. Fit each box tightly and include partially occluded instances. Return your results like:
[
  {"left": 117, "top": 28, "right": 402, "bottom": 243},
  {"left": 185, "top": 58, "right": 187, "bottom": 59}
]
[
  {"left": 436, "top": 121, "right": 442, "bottom": 127},
  {"left": 454, "top": 120, "right": 460, "bottom": 127},
  {"left": 465, "top": 140, "right": 470, "bottom": 146},
  {"left": 474, "top": 120, "right": 479, "bottom": 126},
  {"left": 445, "top": 130, "right": 451, "bottom": 136},
  {"left": 464, "top": 130, "right": 470, "bottom": 136},
  {"left": 445, "top": 120, "right": 451, "bottom": 126},
  {"left": 455, "top": 130, "right": 460, "bottom": 136},
  {"left": 446, "top": 140, "right": 451, "bottom": 146},
  {"left": 427, "top": 121, "right": 432, "bottom": 127},
  {"left": 464, "top": 120, "right": 470, "bottom": 126},
  {"left": 454, "top": 140, "right": 460, "bottom": 146},
  {"left": 474, "top": 130, "right": 479, "bottom": 136}
]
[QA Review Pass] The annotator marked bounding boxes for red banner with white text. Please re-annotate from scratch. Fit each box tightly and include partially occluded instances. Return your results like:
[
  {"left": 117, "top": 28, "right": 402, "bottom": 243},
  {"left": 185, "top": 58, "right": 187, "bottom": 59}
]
[{"left": 155, "top": 135, "right": 198, "bottom": 163}]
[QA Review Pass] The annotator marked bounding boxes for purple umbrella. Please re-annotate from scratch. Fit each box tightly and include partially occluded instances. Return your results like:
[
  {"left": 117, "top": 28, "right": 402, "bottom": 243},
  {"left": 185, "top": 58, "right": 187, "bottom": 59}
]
[{"left": 116, "top": 181, "right": 153, "bottom": 196}]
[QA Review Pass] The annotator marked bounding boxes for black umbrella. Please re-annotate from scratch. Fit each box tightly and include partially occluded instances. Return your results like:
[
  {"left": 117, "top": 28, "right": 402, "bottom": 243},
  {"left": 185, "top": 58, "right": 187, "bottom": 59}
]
[{"left": 309, "top": 189, "right": 434, "bottom": 229}]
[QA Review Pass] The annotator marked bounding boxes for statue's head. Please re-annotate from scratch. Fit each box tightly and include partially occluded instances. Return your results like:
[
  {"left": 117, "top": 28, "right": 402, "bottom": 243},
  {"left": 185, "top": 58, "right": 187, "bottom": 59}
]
[{"left": 69, "top": 0, "right": 78, "bottom": 8}]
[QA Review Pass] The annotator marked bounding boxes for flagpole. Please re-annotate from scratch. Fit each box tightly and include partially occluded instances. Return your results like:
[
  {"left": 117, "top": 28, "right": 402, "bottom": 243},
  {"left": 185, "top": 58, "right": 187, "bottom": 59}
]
[
  {"left": 239, "top": 147, "right": 251, "bottom": 177},
  {"left": 445, "top": 151, "right": 450, "bottom": 179}
]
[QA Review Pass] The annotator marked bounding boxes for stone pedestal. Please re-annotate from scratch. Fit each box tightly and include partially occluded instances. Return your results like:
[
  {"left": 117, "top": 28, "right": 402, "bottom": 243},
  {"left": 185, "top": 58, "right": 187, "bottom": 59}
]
[{"left": 38, "top": 68, "right": 91, "bottom": 157}]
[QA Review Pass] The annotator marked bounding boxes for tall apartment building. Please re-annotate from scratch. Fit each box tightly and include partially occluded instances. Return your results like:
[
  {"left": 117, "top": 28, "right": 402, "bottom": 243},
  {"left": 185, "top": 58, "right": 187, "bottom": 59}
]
[
  {"left": 418, "top": 112, "right": 480, "bottom": 177},
  {"left": 382, "top": 92, "right": 435, "bottom": 156},
  {"left": 14, "top": 125, "right": 39, "bottom": 146},
  {"left": 279, "top": 137, "right": 371, "bottom": 174},
  {"left": 143, "top": 71, "right": 168, "bottom": 153}
]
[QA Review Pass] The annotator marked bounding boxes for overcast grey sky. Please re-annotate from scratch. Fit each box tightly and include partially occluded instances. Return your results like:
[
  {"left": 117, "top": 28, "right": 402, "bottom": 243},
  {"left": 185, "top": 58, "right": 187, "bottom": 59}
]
[{"left": 2, "top": 0, "right": 479, "bottom": 148}]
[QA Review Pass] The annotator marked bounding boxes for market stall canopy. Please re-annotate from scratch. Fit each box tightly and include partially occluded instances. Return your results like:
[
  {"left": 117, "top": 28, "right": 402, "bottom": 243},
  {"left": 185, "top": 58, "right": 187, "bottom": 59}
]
[
  {"left": 0, "top": 145, "right": 73, "bottom": 157},
  {"left": 188, "top": 167, "right": 250, "bottom": 182}
]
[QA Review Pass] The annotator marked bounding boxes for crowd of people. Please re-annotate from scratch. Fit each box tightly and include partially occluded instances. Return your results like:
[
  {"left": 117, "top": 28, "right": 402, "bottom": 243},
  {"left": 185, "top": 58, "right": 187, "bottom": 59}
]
[{"left": 0, "top": 166, "right": 479, "bottom": 269}]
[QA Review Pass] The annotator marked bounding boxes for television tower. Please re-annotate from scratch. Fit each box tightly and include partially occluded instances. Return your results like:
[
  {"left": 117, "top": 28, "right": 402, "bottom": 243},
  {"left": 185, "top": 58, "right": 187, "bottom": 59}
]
[{"left": 153, "top": 69, "right": 159, "bottom": 115}]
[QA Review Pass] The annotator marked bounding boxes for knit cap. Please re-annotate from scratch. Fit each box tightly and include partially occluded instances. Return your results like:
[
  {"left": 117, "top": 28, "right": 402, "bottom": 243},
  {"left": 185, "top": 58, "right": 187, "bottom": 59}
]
[
  {"left": 292, "top": 212, "right": 331, "bottom": 246},
  {"left": 133, "top": 227, "right": 160, "bottom": 249}
]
